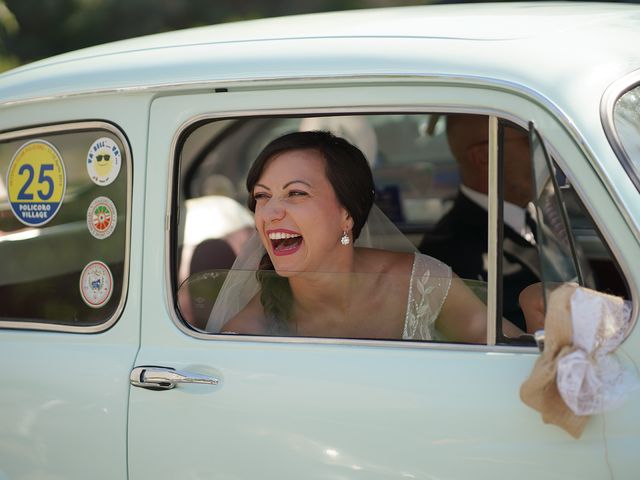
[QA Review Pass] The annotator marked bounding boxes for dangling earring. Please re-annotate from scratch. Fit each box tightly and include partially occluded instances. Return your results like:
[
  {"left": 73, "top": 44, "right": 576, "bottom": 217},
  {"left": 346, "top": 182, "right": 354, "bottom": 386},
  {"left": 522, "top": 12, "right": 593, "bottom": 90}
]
[{"left": 340, "top": 231, "right": 350, "bottom": 246}]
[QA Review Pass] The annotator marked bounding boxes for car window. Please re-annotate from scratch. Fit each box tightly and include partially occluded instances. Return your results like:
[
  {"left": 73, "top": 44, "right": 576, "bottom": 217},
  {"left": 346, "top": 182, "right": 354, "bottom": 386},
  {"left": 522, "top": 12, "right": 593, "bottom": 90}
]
[
  {"left": 527, "top": 124, "right": 629, "bottom": 319},
  {"left": 174, "top": 114, "right": 486, "bottom": 341},
  {"left": 557, "top": 172, "right": 629, "bottom": 298},
  {"left": 0, "top": 123, "right": 130, "bottom": 330},
  {"left": 172, "top": 113, "right": 628, "bottom": 345},
  {"left": 530, "top": 126, "right": 581, "bottom": 288}
]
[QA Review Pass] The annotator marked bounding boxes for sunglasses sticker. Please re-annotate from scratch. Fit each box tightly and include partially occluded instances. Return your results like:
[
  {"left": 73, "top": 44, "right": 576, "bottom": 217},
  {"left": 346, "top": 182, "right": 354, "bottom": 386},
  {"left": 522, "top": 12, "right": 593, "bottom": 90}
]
[
  {"left": 86, "top": 137, "right": 121, "bottom": 186},
  {"left": 6, "top": 139, "right": 67, "bottom": 227},
  {"left": 79, "top": 260, "right": 113, "bottom": 308},
  {"left": 87, "top": 196, "right": 117, "bottom": 240}
]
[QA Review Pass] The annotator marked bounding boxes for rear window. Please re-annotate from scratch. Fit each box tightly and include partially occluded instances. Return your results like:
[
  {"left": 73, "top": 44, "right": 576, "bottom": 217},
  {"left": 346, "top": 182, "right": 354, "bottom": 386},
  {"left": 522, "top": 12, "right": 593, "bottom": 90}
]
[{"left": 0, "top": 122, "right": 131, "bottom": 331}]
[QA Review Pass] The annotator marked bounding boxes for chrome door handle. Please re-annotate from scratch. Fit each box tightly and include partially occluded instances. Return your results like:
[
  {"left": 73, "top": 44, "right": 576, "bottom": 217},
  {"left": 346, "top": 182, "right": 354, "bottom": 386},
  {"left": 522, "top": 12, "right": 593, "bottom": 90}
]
[{"left": 130, "top": 366, "right": 219, "bottom": 390}]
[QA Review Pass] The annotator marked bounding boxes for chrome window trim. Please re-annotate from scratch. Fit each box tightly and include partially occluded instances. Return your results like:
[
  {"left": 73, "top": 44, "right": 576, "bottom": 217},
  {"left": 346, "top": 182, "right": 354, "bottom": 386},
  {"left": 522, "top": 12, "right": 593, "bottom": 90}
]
[
  {"left": 172, "top": 332, "right": 541, "bottom": 355},
  {"left": 165, "top": 85, "right": 635, "bottom": 348},
  {"left": 0, "top": 74, "right": 530, "bottom": 108},
  {"left": 487, "top": 116, "right": 499, "bottom": 346},
  {"left": 0, "top": 121, "right": 132, "bottom": 334}
]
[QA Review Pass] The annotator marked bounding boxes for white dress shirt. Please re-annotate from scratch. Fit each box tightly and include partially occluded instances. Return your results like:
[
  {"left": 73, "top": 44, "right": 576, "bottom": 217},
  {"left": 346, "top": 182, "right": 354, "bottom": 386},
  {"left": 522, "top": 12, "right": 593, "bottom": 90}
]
[{"left": 460, "top": 185, "right": 533, "bottom": 241}]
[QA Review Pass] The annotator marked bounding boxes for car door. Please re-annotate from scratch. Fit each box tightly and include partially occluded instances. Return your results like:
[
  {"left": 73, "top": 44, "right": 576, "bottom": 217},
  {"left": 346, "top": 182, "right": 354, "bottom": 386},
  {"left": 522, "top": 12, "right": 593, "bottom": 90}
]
[{"left": 128, "top": 84, "right": 637, "bottom": 479}]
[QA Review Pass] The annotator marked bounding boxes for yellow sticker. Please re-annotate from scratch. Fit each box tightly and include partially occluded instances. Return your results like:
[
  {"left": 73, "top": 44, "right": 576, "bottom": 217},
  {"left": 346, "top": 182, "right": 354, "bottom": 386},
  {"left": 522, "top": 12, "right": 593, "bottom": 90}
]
[
  {"left": 86, "top": 137, "right": 121, "bottom": 186},
  {"left": 6, "top": 140, "right": 66, "bottom": 226}
]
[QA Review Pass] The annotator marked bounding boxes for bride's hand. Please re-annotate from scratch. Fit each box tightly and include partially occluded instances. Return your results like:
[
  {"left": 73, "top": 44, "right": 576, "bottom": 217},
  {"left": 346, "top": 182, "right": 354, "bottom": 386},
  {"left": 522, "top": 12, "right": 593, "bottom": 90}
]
[{"left": 519, "top": 282, "right": 545, "bottom": 334}]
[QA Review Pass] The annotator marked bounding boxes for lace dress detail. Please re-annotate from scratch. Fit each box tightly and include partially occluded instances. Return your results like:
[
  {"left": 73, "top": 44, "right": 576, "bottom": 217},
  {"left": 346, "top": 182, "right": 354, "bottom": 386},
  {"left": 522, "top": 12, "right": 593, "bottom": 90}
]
[{"left": 402, "top": 253, "right": 452, "bottom": 341}]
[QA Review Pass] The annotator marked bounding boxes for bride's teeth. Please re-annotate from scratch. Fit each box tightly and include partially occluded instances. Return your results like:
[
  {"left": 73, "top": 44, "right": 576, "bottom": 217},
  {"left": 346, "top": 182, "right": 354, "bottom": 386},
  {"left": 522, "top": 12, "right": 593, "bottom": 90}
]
[{"left": 269, "top": 232, "right": 300, "bottom": 240}]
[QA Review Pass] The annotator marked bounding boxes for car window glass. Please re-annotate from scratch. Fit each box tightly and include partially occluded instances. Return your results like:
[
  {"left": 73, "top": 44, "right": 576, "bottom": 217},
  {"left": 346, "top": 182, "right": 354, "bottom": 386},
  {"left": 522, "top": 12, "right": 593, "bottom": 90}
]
[
  {"left": 529, "top": 125, "right": 581, "bottom": 292},
  {"left": 0, "top": 124, "right": 130, "bottom": 329},
  {"left": 558, "top": 176, "right": 629, "bottom": 299},
  {"left": 528, "top": 125, "right": 630, "bottom": 309}
]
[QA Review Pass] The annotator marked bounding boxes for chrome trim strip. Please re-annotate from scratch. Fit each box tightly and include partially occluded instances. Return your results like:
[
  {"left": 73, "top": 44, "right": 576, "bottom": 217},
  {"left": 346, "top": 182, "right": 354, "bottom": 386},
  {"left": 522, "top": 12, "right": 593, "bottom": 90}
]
[
  {"left": 181, "top": 330, "right": 540, "bottom": 354},
  {"left": 3, "top": 73, "right": 489, "bottom": 107},
  {"left": 0, "top": 121, "right": 132, "bottom": 334},
  {"left": 487, "top": 116, "right": 498, "bottom": 346}
]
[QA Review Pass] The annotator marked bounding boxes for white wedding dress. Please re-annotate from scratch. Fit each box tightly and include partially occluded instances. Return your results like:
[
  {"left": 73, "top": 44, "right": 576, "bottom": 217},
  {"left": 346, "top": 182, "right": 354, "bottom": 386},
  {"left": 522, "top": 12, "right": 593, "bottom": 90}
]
[{"left": 402, "top": 252, "right": 452, "bottom": 341}]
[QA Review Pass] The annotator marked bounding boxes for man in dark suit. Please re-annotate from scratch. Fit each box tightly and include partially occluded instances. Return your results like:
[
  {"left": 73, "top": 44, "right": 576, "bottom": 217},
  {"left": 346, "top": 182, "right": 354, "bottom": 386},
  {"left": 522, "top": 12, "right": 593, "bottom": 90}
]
[{"left": 419, "top": 114, "right": 539, "bottom": 332}]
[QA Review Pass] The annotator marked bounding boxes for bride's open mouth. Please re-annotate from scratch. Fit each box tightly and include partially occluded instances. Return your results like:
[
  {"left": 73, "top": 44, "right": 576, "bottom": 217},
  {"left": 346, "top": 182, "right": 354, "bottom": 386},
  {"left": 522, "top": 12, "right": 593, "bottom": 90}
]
[{"left": 267, "top": 229, "right": 303, "bottom": 256}]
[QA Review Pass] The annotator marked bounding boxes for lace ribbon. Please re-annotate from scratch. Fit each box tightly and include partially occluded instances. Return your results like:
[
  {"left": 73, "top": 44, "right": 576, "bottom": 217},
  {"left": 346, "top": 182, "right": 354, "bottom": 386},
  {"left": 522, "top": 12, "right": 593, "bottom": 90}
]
[
  {"left": 520, "top": 284, "right": 639, "bottom": 438},
  {"left": 556, "top": 287, "right": 638, "bottom": 416}
]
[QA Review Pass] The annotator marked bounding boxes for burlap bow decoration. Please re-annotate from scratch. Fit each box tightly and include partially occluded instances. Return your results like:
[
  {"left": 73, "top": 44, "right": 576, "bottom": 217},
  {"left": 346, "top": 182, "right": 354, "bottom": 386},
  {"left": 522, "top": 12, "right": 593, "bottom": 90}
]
[{"left": 520, "top": 283, "right": 638, "bottom": 439}]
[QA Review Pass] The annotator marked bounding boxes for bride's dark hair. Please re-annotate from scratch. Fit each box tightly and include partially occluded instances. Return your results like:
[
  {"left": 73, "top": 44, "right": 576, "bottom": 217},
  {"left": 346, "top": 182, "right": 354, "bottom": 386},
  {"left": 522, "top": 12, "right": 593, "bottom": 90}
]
[{"left": 245, "top": 130, "right": 376, "bottom": 333}]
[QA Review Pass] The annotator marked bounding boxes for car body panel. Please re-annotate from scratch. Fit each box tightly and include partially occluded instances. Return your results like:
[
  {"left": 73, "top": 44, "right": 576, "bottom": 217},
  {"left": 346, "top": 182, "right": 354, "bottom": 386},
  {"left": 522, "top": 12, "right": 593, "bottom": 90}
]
[{"left": 0, "top": 331, "right": 135, "bottom": 479}]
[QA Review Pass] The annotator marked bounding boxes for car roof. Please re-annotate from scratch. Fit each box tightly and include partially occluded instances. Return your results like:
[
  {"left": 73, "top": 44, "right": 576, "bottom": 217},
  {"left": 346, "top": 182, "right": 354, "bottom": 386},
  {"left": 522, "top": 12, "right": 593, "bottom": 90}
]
[{"left": 0, "top": 2, "right": 639, "bottom": 106}]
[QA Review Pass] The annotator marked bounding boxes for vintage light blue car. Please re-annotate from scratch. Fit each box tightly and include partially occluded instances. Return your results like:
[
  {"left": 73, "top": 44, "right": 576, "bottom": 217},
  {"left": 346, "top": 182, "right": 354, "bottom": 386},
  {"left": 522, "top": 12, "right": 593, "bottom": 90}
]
[{"left": 1, "top": 2, "right": 640, "bottom": 478}]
